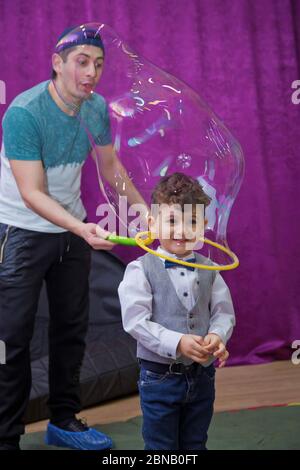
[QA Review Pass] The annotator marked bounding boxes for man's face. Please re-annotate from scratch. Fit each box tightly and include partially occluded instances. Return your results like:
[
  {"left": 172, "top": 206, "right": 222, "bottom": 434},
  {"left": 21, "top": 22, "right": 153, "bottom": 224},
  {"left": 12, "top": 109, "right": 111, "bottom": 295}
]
[{"left": 53, "top": 45, "right": 104, "bottom": 100}]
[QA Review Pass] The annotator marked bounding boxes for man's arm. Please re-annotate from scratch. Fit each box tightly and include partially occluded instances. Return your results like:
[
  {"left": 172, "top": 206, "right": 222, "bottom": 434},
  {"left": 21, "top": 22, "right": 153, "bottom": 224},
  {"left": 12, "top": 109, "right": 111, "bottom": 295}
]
[
  {"left": 92, "top": 144, "right": 149, "bottom": 215},
  {"left": 9, "top": 159, "right": 114, "bottom": 250}
]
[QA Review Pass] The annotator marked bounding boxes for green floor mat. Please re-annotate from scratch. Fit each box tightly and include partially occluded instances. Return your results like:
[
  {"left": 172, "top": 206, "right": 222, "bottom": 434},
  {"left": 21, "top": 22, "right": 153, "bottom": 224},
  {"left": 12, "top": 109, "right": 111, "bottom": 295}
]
[{"left": 21, "top": 406, "right": 300, "bottom": 450}]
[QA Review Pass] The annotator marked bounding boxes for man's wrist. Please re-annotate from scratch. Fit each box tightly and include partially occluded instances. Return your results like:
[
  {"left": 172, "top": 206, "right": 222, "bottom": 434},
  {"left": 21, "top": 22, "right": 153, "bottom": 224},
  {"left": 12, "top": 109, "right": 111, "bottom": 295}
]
[{"left": 71, "top": 220, "right": 85, "bottom": 237}]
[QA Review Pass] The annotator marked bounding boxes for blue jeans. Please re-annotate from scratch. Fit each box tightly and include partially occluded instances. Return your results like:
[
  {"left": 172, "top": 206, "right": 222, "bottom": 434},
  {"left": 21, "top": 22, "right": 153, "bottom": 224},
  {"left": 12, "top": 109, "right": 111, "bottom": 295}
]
[{"left": 138, "top": 363, "right": 215, "bottom": 450}]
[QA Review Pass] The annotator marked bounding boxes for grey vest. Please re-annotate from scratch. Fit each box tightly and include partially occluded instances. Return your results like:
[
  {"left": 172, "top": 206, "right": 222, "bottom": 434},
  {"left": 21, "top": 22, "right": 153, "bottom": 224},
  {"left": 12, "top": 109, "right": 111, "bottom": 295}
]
[{"left": 138, "top": 252, "right": 216, "bottom": 365}]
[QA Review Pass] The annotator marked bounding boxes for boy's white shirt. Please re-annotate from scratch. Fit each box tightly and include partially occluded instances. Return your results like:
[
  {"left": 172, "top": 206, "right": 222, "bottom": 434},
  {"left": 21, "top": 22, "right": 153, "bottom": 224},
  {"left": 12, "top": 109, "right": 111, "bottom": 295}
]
[{"left": 118, "top": 246, "right": 236, "bottom": 361}]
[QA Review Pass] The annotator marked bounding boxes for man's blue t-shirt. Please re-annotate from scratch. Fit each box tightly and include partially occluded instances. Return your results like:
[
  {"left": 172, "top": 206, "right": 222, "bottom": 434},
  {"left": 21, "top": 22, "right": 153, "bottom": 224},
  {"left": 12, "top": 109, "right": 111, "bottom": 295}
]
[{"left": 0, "top": 80, "right": 112, "bottom": 232}]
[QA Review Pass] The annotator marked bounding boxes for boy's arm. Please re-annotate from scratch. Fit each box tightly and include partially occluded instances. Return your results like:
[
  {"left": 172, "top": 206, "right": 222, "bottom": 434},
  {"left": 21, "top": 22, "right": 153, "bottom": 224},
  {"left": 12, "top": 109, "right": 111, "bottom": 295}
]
[
  {"left": 208, "top": 272, "right": 236, "bottom": 345},
  {"left": 118, "top": 260, "right": 184, "bottom": 360}
]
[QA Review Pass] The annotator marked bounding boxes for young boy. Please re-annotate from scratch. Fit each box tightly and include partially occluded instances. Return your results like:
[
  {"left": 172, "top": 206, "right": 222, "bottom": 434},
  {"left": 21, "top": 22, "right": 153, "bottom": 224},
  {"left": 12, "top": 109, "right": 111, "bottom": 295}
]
[{"left": 118, "top": 172, "right": 236, "bottom": 450}]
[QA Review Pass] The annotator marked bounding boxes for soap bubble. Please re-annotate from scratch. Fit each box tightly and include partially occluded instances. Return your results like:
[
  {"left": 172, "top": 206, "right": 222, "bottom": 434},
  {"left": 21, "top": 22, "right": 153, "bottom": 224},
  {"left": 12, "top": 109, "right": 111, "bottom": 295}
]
[
  {"left": 176, "top": 153, "right": 192, "bottom": 170},
  {"left": 60, "top": 23, "right": 244, "bottom": 266}
]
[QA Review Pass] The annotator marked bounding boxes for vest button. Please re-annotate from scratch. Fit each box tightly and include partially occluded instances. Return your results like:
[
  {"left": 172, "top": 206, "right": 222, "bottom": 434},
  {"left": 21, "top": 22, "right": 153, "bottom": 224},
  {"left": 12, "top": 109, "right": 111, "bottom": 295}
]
[
  {"left": 190, "top": 324, "right": 195, "bottom": 329},
  {"left": 181, "top": 272, "right": 185, "bottom": 276},
  {"left": 197, "top": 281, "right": 200, "bottom": 285},
  {"left": 189, "top": 313, "right": 193, "bottom": 318},
  {"left": 183, "top": 292, "right": 188, "bottom": 297}
]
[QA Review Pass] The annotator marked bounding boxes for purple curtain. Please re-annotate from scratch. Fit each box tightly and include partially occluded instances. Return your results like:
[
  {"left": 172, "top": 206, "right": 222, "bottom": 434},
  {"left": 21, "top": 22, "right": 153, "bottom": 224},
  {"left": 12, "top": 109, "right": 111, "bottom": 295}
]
[{"left": 0, "top": 0, "right": 299, "bottom": 365}]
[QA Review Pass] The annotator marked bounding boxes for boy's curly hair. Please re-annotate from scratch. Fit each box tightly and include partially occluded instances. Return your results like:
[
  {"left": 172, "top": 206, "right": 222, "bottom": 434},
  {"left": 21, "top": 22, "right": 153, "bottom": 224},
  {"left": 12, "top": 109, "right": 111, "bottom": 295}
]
[{"left": 151, "top": 172, "right": 211, "bottom": 208}]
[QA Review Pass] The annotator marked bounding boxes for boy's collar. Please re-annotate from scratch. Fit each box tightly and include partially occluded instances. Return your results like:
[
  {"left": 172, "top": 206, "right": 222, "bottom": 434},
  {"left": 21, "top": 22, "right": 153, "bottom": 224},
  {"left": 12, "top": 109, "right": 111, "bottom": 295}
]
[{"left": 156, "top": 245, "right": 195, "bottom": 263}]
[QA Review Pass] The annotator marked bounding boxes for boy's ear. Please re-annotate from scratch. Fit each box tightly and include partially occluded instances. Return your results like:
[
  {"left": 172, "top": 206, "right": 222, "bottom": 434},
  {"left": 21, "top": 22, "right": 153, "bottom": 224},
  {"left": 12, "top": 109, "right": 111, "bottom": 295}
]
[
  {"left": 148, "top": 215, "right": 158, "bottom": 237},
  {"left": 148, "top": 215, "right": 155, "bottom": 231},
  {"left": 148, "top": 215, "right": 154, "bottom": 225}
]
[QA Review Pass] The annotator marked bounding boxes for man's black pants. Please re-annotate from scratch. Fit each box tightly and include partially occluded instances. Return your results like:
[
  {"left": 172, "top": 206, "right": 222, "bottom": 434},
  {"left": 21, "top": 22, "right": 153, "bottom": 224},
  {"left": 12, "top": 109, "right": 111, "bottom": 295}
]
[{"left": 0, "top": 223, "right": 91, "bottom": 442}]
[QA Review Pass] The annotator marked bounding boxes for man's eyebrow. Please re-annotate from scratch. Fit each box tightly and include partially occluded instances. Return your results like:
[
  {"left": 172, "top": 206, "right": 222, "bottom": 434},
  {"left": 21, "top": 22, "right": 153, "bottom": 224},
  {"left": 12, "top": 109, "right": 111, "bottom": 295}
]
[{"left": 75, "top": 53, "right": 104, "bottom": 60}]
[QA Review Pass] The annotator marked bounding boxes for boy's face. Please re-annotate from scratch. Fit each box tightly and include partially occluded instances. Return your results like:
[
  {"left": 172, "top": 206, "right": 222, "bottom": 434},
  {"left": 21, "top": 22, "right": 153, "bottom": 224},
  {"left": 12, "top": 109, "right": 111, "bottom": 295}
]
[
  {"left": 149, "top": 204, "right": 207, "bottom": 258},
  {"left": 52, "top": 45, "right": 104, "bottom": 101}
]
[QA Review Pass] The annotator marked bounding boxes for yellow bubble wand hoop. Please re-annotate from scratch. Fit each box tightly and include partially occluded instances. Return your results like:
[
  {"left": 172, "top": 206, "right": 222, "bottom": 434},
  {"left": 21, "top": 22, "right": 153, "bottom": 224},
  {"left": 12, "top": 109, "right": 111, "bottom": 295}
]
[
  {"left": 106, "top": 229, "right": 239, "bottom": 270},
  {"left": 133, "top": 231, "right": 239, "bottom": 271}
]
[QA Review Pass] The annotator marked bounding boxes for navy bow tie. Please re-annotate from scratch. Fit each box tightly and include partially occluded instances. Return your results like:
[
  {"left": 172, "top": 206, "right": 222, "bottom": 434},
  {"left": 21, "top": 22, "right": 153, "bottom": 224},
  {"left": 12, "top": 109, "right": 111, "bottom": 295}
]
[{"left": 164, "top": 258, "right": 196, "bottom": 271}]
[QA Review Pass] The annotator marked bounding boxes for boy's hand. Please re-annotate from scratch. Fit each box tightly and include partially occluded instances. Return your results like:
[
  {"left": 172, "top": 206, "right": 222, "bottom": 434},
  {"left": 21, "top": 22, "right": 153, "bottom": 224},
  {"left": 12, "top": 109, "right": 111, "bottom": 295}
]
[
  {"left": 203, "top": 333, "right": 222, "bottom": 353},
  {"left": 218, "top": 349, "right": 229, "bottom": 368},
  {"left": 203, "top": 333, "right": 229, "bottom": 367},
  {"left": 177, "top": 335, "right": 213, "bottom": 364}
]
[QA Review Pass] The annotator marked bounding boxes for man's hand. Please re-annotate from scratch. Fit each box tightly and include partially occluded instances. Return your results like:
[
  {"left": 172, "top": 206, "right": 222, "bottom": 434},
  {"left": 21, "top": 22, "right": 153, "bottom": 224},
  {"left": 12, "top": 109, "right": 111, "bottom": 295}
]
[
  {"left": 203, "top": 333, "right": 229, "bottom": 367},
  {"left": 77, "top": 223, "right": 115, "bottom": 250},
  {"left": 177, "top": 335, "right": 213, "bottom": 364}
]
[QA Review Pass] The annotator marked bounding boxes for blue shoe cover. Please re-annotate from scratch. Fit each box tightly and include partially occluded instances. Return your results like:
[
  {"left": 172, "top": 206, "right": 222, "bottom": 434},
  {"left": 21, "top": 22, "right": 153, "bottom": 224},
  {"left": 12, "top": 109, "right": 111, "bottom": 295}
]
[{"left": 45, "top": 422, "right": 113, "bottom": 450}]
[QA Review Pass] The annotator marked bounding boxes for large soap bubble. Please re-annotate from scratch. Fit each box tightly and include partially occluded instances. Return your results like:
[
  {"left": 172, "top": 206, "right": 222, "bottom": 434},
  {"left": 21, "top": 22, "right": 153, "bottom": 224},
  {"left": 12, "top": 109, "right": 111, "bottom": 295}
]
[{"left": 57, "top": 23, "right": 244, "bottom": 267}]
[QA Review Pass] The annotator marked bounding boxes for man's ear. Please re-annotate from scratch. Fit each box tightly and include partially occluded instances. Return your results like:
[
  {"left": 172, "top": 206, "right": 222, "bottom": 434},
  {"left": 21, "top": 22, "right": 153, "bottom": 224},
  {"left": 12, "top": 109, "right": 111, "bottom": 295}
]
[
  {"left": 52, "top": 53, "right": 63, "bottom": 77},
  {"left": 204, "top": 218, "right": 208, "bottom": 226}
]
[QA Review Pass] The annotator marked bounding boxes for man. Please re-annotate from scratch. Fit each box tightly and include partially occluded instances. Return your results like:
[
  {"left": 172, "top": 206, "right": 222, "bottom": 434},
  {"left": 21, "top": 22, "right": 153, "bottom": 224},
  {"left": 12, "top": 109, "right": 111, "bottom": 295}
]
[{"left": 0, "top": 25, "right": 145, "bottom": 450}]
